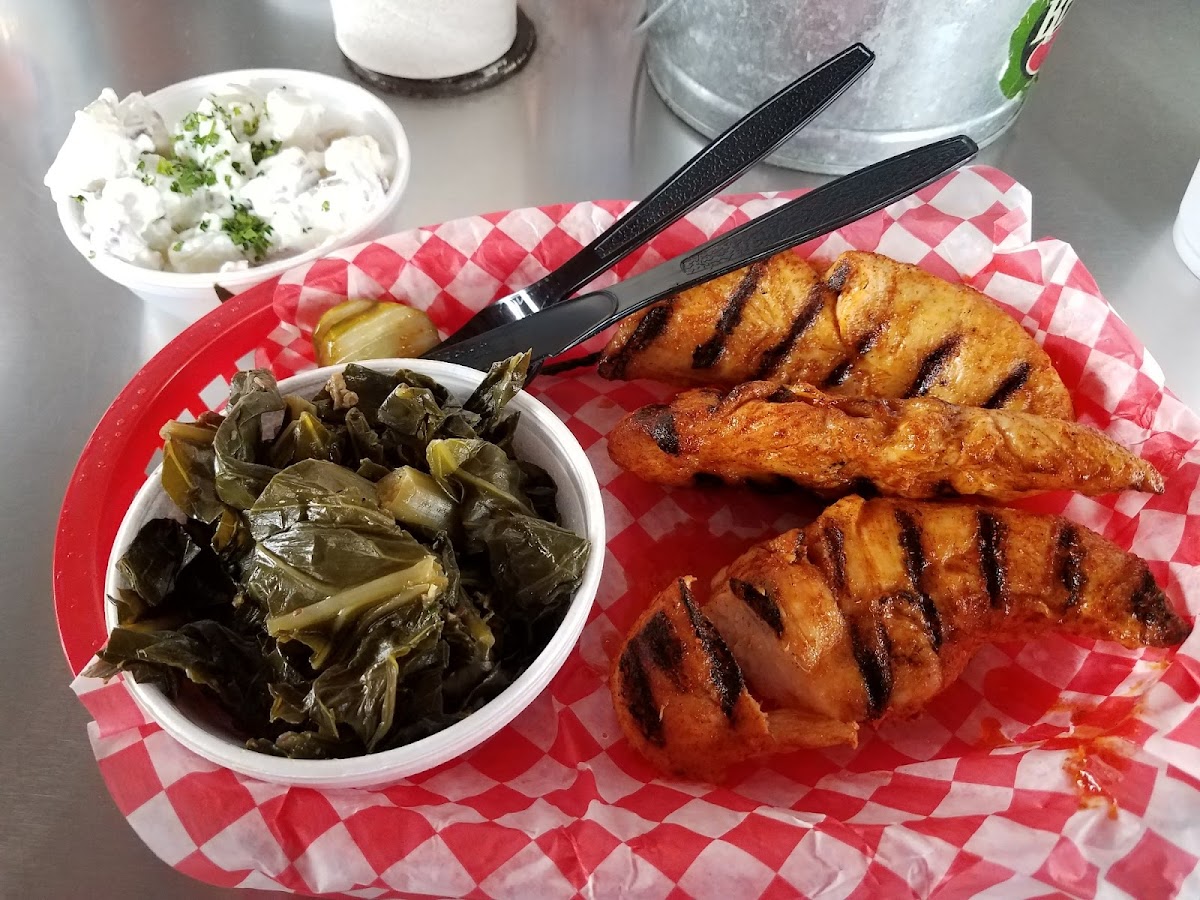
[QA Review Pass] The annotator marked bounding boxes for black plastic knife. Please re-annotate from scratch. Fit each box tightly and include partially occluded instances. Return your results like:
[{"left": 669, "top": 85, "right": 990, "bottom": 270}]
[{"left": 423, "top": 135, "right": 979, "bottom": 374}]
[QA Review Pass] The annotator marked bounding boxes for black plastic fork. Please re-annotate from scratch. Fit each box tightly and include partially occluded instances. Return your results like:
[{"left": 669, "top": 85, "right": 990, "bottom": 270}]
[
  {"left": 430, "top": 43, "right": 875, "bottom": 348},
  {"left": 423, "top": 135, "right": 980, "bottom": 374}
]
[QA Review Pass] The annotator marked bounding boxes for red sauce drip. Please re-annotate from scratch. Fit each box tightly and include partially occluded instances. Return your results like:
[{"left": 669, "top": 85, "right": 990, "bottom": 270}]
[
  {"left": 1048, "top": 696, "right": 1143, "bottom": 741},
  {"left": 977, "top": 716, "right": 1010, "bottom": 749},
  {"left": 1062, "top": 740, "right": 1130, "bottom": 819}
]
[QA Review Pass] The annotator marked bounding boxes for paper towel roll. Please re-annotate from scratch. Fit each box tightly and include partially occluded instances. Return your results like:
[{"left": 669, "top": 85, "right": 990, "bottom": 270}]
[{"left": 332, "top": 0, "right": 518, "bottom": 81}]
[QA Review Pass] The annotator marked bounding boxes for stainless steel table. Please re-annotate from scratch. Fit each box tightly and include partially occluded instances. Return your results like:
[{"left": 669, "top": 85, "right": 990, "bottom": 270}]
[{"left": 2, "top": 1, "right": 1198, "bottom": 896}]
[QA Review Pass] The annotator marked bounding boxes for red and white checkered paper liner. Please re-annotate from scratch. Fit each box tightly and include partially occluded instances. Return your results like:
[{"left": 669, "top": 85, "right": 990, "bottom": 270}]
[{"left": 73, "top": 166, "right": 1200, "bottom": 899}]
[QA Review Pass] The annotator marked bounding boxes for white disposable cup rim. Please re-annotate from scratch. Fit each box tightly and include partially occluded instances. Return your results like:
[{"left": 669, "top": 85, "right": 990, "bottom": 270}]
[
  {"left": 54, "top": 68, "right": 410, "bottom": 294},
  {"left": 102, "top": 359, "right": 605, "bottom": 788},
  {"left": 1174, "top": 160, "right": 1200, "bottom": 280},
  {"left": 1173, "top": 217, "right": 1200, "bottom": 281}
]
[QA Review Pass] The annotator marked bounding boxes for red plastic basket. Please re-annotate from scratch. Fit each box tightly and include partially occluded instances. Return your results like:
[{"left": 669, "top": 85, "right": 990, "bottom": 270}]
[{"left": 57, "top": 172, "right": 1200, "bottom": 898}]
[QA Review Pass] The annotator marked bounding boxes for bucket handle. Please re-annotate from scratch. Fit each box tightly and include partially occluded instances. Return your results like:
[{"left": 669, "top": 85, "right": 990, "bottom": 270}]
[{"left": 634, "top": 0, "right": 684, "bottom": 34}]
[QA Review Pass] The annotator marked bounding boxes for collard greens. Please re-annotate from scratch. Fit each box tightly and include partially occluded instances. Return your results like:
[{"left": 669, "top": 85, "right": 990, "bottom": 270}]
[{"left": 87, "top": 353, "right": 591, "bottom": 758}]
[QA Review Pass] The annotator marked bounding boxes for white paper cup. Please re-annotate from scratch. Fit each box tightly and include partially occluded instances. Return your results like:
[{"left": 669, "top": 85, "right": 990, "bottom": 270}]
[
  {"left": 53, "top": 69, "right": 411, "bottom": 321},
  {"left": 103, "top": 360, "right": 605, "bottom": 788},
  {"left": 1173, "top": 160, "right": 1200, "bottom": 280}
]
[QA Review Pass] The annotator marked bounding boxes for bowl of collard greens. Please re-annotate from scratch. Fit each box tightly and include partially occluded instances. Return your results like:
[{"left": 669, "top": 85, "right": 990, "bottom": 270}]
[{"left": 87, "top": 354, "right": 604, "bottom": 788}]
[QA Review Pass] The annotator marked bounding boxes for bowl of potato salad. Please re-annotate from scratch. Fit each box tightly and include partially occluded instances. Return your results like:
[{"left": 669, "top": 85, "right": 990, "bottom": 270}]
[{"left": 45, "top": 69, "right": 410, "bottom": 318}]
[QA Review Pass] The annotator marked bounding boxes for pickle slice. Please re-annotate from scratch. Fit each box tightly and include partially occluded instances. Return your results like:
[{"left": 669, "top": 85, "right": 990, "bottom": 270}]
[{"left": 314, "top": 299, "right": 440, "bottom": 365}]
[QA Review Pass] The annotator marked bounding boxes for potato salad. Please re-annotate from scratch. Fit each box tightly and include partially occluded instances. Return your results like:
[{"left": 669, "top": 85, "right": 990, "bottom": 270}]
[{"left": 44, "top": 86, "right": 392, "bottom": 273}]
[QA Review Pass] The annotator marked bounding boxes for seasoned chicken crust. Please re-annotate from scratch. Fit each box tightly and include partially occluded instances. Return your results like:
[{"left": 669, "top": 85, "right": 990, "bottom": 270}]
[
  {"left": 707, "top": 497, "right": 1189, "bottom": 728},
  {"left": 610, "top": 577, "right": 856, "bottom": 781},
  {"left": 607, "top": 380, "right": 1161, "bottom": 501},
  {"left": 610, "top": 499, "right": 1190, "bottom": 781},
  {"left": 599, "top": 250, "right": 1074, "bottom": 419}
]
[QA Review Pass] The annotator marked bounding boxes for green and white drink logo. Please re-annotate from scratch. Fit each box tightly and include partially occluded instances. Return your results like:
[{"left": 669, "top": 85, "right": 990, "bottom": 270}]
[{"left": 1000, "top": 0, "right": 1075, "bottom": 99}]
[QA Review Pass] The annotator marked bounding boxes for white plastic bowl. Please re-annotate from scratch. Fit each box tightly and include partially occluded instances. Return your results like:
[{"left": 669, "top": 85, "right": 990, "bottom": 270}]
[
  {"left": 54, "top": 69, "right": 410, "bottom": 321},
  {"left": 103, "top": 359, "right": 605, "bottom": 788}
]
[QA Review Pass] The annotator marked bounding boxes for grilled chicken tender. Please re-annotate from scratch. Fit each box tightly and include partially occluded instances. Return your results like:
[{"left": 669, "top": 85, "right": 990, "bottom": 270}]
[
  {"left": 821, "top": 252, "right": 1072, "bottom": 417},
  {"left": 611, "top": 577, "right": 856, "bottom": 781},
  {"left": 705, "top": 496, "right": 1191, "bottom": 739},
  {"left": 599, "top": 250, "right": 1074, "bottom": 419},
  {"left": 607, "top": 381, "right": 1163, "bottom": 501},
  {"left": 599, "top": 252, "right": 842, "bottom": 387}
]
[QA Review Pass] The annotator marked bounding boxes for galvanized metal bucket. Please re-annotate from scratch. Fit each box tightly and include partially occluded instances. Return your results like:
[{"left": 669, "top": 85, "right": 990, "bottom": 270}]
[{"left": 643, "top": 0, "right": 1074, "bottom": 174}]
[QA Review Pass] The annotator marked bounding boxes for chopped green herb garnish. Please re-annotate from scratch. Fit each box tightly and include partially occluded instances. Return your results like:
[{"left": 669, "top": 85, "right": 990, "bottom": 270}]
[
  {"left": 193, "top": 129, "right": 221, "bottom": 149},
  {"left": 167, "top": 157, "right": 217, "bottom": 196},
  {"left": 222, "top": 203, "right": 274, "bottom": 261},
  {"left": 180, "top": 111, "right": 207, "bottom": 132},
  {"left": 233, "top": 105, "right": 242, "bottom": 116},
  {"left": 224, "top": 174, "right": 233, "bottom": 188},
  {"left": 141, "top": 174, "right": 155, "bottom": 186},
  {"left": 136, "top": 159, "right": 146, "bottom": 172},
  {"left": 172, "top": 241, "right": 184, "bottom": 252},
  {"left": 199, "top": 219, "right": 210, "bottom": 232},
  {"left": 157, "top": 158, "right": 174, "bottom": 175},
  {"left": 243, "top": 115, "right": 260, "bottom": 137},
  {"left": 321, "top": 200, "right": 330, "bottom": 212},
  {"left": 250, "top": 139, "right": 282, "bottom": 165},
  {"left": 231, "top": 161, "right": 245, "bottom": 175},
  {"left": 71, "top": 194, "right": 86, "bottom": 204}
]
